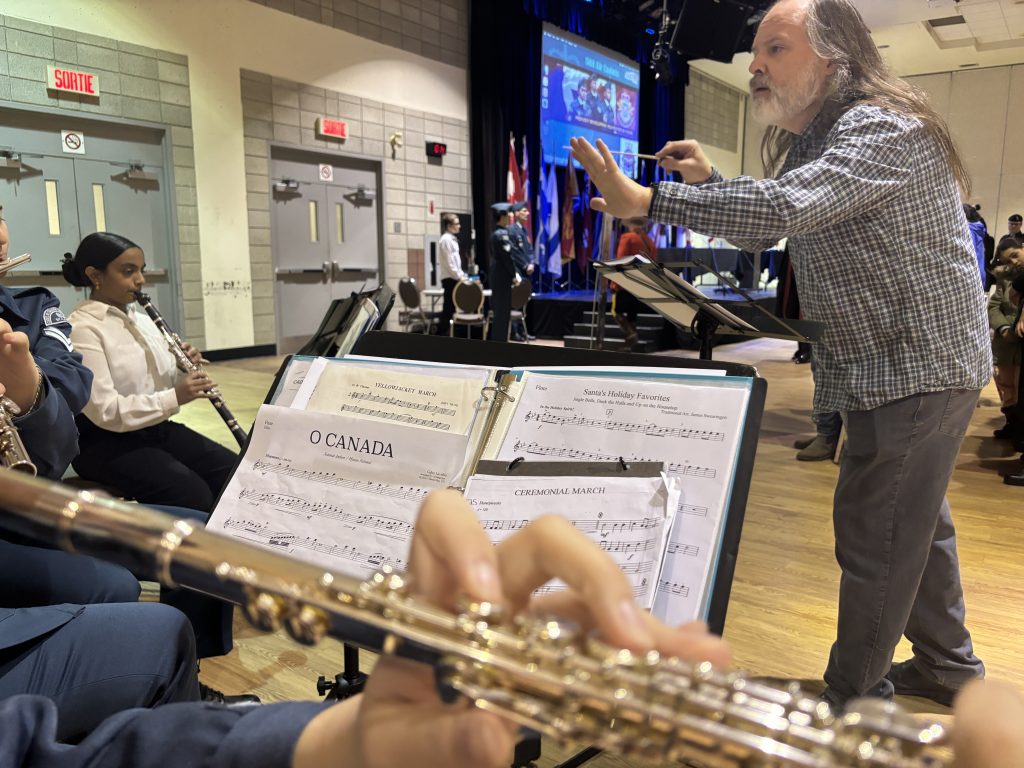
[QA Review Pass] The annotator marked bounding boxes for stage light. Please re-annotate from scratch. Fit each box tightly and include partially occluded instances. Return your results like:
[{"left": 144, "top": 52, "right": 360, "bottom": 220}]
[
  {"left": 649, "top": 0, "right": 674, "bottom": 83},
  {"left": 645, "top": 27, "right": 656, "bottom": 35}
]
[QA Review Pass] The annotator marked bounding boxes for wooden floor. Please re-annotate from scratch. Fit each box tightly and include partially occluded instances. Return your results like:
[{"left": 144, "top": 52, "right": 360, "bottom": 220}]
[{"left": 181, "top": 337, "right": 1024, "bottom": 767}]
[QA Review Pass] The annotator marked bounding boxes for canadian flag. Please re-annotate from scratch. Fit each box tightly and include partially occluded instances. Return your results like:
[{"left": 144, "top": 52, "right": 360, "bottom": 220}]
[{"left": 506, "top": 134, "right": 524, "bottom": 204}]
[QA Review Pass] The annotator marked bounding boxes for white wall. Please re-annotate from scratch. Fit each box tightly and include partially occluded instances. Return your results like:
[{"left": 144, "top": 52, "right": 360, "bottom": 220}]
[
  {"left": 908, "top": 65, "right": 1024, "bottom": 235},
  {"left": 3, "top": 0, "right": 467, "bottom": 348}
]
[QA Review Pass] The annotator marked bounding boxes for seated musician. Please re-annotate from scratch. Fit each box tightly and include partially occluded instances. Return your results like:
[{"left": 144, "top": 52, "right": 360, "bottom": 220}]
[{"left": 61, "top": 232, "right": 236, "bottom": 512}]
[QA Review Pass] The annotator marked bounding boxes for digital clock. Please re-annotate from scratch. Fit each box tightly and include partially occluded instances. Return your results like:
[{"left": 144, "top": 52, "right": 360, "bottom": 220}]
[{"left": 426, "top": 141, "right": 448, "bottom": 158}]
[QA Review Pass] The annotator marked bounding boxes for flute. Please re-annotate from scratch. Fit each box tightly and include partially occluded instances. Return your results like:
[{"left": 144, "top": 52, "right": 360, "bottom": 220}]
[
  {"left": 0, "top": 470, "right": 952, "bottom": 768},
  {"left": 134, "top": 292, "right": 247, "bottom": 447},
  {"left": 0, "top": 253, "right": 32, "bottom": 277}
]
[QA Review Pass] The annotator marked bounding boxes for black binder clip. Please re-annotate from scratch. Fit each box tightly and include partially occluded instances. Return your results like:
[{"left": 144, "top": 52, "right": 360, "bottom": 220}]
[
  {"left": 618, "top": 456, "right": 630, "bottom": 471},
  {"left": 507, "top": 456, "right": 526, "bottom": 471}
]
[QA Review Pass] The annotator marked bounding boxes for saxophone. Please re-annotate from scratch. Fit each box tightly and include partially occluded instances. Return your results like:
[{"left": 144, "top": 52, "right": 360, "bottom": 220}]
[
  {"left": 0, "top": 470, "right": 951, "bottom": 768},
  {"left": 134, "top": 292, "right": 247, "bottom": 447},
  {"left": 0, "top": 395, "right": 36, "bottom": 474}
]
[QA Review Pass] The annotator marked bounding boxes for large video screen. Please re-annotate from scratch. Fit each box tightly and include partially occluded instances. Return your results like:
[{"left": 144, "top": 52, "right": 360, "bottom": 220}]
[{"left": 541, "top": 23, "right": 641, "bottom": 175}]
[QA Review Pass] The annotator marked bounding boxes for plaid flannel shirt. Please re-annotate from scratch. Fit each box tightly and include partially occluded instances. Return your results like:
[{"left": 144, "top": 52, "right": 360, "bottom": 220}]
[{"left": 650, "top": 103, "right": 991, "bottom": 413}]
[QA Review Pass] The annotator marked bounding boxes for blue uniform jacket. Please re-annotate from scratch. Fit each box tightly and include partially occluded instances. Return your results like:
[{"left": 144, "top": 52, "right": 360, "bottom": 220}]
[
  {"left": 0, "top": 696, "right": 322, "bottom": 768},
  {"left": 0, "top": 286, "right": 92, "bottom": 480}
]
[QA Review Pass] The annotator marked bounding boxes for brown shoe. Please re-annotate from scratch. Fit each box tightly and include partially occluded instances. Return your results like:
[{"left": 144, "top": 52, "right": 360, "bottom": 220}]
[
  {"left": 793, "top": 436, "right": 815, "bottom": 450},
  {"left": 796, "top": 434, "right": 837, "bottom": 461}
]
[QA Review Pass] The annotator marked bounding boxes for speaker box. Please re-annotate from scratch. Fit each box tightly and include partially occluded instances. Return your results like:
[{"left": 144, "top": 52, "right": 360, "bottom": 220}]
[{"left": 670, "top": 0, "right": 768, "bottom": 63}]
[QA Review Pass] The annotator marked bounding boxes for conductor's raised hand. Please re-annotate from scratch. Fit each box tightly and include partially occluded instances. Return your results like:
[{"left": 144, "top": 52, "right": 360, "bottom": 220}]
[
  {"left": 569, "top": 137, "right": 653, "bottom": 220},
  {"left": 655, "top": 140, "right": 714, "bottom": 184},
  {"left": 292, "top": 489, "right": 731, "bottom": 768}
]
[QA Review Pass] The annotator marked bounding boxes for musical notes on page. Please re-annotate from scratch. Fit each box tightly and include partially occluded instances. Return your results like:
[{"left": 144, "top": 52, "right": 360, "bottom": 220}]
[
  {"left": 464, "top": 473, "right": 675, "bottom": 609},
  {"left": 493, "top": 371, "right": 751, "bottom": 624},
  {"left": 297, "top": 360, "right": 492, "bottom": 435},
  {"left": 206, "top": 404, "right": 470, "bottom": 579}
]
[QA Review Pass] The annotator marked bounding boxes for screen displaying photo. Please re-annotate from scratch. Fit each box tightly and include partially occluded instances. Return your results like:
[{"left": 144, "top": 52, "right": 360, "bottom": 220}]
[{"left": 541, "top": 24, "right": 641, "bottom": 176}]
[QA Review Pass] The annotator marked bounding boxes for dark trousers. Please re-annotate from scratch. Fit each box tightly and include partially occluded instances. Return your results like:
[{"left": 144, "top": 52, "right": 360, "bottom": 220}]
[
  {"left": 73, "top": 418, "right": 237, "bottom": 512},
  {"left": 0, "top": 602, "right": 200, "bottom": 742},
  {"left": 490, "top": 283, "right": 512, "bottom": 342},
  {"left": 435, "top": 277, "right": 458, "bottom": 335},
  {"left": 0, "top": 530, "right": 233, "bottom": 659},
  {"left": 824, "top": 389, "right": 984, "bottom": 701}
]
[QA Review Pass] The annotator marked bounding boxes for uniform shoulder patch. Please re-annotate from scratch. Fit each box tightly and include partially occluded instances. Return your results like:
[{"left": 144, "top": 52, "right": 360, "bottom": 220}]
[{"left": 43, "top": 307, "right": 68, "bottom": 327}]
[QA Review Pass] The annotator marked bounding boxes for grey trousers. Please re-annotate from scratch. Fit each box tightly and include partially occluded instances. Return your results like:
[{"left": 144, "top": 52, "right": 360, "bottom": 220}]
[{"left": 824, "top": 388, "right": 985, "bottom": 700}]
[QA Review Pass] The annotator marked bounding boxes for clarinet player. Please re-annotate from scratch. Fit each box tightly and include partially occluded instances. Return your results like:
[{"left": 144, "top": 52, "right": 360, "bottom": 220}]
[{"left": 62, "top": 232, "right": 236, "bottom": 512}]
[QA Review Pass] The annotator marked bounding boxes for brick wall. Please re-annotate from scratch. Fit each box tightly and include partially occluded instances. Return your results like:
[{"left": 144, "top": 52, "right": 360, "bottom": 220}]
[
  {"left": 0, "top": 15, "right": 204, "bottom": 345},
  {"left": 247, "top": 0, "right": 469, "bottom": 67},
  {"left": 240, "top": 69, "right": 471, "bottom": 344},
  {"left": 685, "top": 69, "right": 741, "bottom": 152}
]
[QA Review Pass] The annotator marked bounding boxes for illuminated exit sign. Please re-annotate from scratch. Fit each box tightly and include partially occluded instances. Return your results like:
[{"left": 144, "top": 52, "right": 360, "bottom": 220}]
[
  {"left": 47, "top": 66, "right": 99, "bottom": 97},
  {"left": 315, "top": 117, "right": 348, "bottom": 140}
]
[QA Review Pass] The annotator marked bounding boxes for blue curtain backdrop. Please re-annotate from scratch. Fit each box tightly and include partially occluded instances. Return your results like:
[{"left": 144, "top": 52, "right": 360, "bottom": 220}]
[{"left": 468, "top": 0, "right": 687, "bottom": 290}]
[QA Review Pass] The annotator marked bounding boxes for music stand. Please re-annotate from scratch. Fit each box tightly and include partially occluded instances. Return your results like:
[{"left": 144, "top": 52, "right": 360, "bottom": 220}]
[
  {"left": 295, "top": 284, "right": 395, "bottom": 358},
  {"left": 593, "top": 255, "right": 822, "bottom": 360}
]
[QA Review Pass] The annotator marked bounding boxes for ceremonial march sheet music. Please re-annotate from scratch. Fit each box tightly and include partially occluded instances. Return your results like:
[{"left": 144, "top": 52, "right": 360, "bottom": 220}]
[
  {"left": 463, "top": 473, "right": 677, "bottom": 609},
  {"left": 484, "top": 371, "right": 750, "bottom": 624}
]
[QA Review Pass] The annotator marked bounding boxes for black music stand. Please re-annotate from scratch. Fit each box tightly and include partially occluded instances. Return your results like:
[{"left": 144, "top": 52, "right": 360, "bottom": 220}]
[
  {"left": 295, "top": 284, "right": 394, "bottom": 358},
  {"left": 593, "top": 255, "right": 822, "bottom": 360}
]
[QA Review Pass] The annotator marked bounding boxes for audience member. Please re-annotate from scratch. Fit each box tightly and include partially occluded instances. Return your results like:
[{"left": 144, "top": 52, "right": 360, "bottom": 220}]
[
  {"left": 488, "top": 203, "right": 516, "bottom": 342},
  {"left": 612, "top": 217, "right": 657, "bottom": 350},
  {"left": 435, "top": 213, "right": 466, "bottom": 336},
  {"left": 987, "top": 236, "right": 1024, "bottom": 440}
]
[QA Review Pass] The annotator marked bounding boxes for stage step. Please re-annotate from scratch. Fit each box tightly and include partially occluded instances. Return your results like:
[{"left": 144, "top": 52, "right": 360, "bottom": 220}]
[
  {"left": 563, "top": 335, "right": 662, "bottom": 353},
  {"left": 567, "top": 310, "right": 677, "bottom": 353}
]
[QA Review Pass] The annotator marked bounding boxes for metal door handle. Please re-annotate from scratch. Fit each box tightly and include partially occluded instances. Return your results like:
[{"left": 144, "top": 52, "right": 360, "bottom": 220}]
[{"left": 275, "top": 267, "right": 329, "bottom": 276}]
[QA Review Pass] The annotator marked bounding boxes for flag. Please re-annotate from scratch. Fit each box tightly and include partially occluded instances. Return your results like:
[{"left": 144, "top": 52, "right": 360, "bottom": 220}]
[
  {"left": 561, "top": 153, "right": 577, "bottom": 264},
  {"left": 507, "top": 134, "right": 523, "bottom": 204},
  {"left": 578, "top": 175, "right": 592, "bottom": 273},
  {"left": 520, "top": 136, "right": 532, "bottom": 241},
  {"left": 542, "top": 161, "right": 561, "bottom": 274}
]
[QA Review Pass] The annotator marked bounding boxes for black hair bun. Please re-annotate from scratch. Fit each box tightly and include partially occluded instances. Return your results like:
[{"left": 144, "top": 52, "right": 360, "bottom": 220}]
[{"left": 60, "top": 252, "right": 88, "bottom": 287}]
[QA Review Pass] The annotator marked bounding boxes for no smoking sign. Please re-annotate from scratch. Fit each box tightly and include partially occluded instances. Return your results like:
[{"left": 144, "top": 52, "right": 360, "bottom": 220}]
[
  {"left": 318, "top": 163, "right": 333, "bottom": 183},
  {"left": 61, "top": 130, "right": 85, "bottom": 154}
]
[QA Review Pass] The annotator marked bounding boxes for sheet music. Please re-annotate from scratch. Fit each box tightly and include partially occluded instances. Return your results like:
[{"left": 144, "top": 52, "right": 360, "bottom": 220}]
[
  {"left": 489, "top": 372, "right": 750, "bottom": 624},
  {"left": 291, "top": 359, "right": 493, "bottom": 435},
  {"left": 206, "top": 404, "right": 469, "bottom": 577},
  {"left": 270, "top": 357, "right": 316, "bottom": 408},
  {"left": 463, "top": 473, "right": 676, "bottom": 609}
]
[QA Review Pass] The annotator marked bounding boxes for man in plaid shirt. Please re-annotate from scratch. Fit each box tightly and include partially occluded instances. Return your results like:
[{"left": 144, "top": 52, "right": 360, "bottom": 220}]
[{"left": 573, "top": 0, "right": 990, "bottom": 710}]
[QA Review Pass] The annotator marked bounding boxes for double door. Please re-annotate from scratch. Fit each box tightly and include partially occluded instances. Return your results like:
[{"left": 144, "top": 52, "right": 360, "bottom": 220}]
[
  {"left": 0, "top": 107, "right": 176, "bottom": 325},
  {"left": 271, "top": 149, "right": 382, "bottom": 353}
]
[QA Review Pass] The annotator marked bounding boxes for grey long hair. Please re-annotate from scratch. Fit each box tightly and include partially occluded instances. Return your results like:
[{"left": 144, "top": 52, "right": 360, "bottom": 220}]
[{"left": 760, "top": 0, "right": 971, "bottom": 195}]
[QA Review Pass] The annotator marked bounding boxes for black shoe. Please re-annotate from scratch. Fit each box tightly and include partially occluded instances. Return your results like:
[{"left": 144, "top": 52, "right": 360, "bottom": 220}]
[
  {"left": 792, "top": 350, "right": 811, "bottom": 364},
  {"left": 884, "top": 660, "right": 960, "bottom": 707},
  {"left": 525, "top": 334, "right": 537, "bottom": 341},
  {"left": 200, "top": 682, "right": 261, "bottom": 706},
  {"left": 817, "top": 688, "right": 847, "bottom": 715},
  {"left": 1005, "top": 470, "right": 1024, "bottom": 486},
  {"left": 994, "top": 424, "right": 1017, "bottom": 440}
]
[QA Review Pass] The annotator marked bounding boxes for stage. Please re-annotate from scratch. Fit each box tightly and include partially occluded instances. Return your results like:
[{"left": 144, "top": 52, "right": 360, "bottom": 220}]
[{"left": 530, "top": 284, "right": 779, "bottom": 351}]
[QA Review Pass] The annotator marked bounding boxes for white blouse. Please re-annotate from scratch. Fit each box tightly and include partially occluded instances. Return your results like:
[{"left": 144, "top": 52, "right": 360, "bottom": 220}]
[{"left": 68, "top": 299, "right": 183, "bottom": 432}]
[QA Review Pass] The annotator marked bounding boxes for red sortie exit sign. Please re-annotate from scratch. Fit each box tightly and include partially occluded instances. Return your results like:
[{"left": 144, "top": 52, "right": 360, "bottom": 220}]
[
  {"left": 47, "top": 66, "right": 100, "bottom": 96},
  {"left": 315, "top": 118, "right": 348, "bottom": 140}
]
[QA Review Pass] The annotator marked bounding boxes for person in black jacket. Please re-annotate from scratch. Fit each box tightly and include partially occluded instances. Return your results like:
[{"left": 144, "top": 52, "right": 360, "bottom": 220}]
[{"left": 488, "top": 203, "right": 516, "bottom": 342}]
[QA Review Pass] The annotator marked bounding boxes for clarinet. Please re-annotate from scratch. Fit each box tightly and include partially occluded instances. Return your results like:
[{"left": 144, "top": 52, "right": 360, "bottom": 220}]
[
  {"left": 134, "top": 292, "right": 247, "bottom": 447},
  {"left": 0, "top": 471, "right": 953, "bottom": 768}
]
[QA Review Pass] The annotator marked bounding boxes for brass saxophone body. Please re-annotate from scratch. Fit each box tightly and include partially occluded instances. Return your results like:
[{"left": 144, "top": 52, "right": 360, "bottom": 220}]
[
  {"left": 0, "top": 396, "right": 36, "bottom": 474},
  {"left": 0, "top": 471, "right": 951, "bottom": 768}
]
